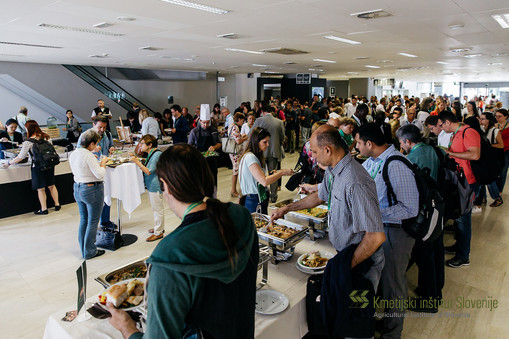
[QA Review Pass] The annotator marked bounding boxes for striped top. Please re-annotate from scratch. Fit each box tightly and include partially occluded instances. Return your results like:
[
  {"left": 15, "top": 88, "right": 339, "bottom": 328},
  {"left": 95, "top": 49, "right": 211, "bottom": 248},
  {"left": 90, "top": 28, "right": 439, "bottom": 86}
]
[{"left": 318, "top": 153, "right": 384, "bottom": 252}]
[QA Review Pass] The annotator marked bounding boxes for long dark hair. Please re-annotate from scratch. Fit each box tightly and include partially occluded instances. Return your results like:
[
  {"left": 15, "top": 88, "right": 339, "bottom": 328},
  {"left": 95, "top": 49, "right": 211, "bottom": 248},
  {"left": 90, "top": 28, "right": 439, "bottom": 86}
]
[
  {"left": 243, "top": 127, "right": 270, "bottom": 166},
  {"left": 467, "top": 101, "right": 479, "bottom": 117},
  {"left": 464, "top": 116, "right": 485, "bottom": 141},
  {"left": 156, "top": 144, "right": 240, "bottom": 267},
  {"left": 481, "top": 112, "right": 496, "bottom": 131}
]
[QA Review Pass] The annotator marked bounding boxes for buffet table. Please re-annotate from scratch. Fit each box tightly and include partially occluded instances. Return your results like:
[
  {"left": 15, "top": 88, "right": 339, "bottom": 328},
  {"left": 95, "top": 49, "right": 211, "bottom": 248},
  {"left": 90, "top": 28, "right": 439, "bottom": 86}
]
[{"left": 43, "top": 237, "right": 335, "bottom": 339}]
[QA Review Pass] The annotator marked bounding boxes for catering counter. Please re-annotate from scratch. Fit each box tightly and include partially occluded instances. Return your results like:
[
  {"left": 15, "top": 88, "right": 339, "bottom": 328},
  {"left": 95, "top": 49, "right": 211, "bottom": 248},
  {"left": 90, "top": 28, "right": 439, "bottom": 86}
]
[{"left": 0, "top": 159, "right": 75, "bottom": 218}]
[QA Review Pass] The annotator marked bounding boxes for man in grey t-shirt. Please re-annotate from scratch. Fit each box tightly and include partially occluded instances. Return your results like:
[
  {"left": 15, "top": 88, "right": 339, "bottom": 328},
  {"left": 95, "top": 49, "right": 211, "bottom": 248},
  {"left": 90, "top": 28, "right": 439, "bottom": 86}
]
[{"left": 271, "top": 125, "right": 386, "bottom": 289}]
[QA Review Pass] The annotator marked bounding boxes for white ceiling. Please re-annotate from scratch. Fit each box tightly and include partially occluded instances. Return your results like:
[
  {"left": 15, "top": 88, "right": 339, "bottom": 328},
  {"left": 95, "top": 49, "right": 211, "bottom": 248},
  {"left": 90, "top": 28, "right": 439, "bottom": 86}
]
[{"left": 1, "top": 0, "right": 509, "bottom": 81}]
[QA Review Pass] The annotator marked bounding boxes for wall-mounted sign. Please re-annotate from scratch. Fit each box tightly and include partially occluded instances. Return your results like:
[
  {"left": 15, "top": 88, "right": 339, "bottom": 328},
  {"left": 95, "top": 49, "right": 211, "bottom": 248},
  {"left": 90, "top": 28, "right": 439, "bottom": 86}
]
[
  {"left": 330, "top": 87, "right": 336, "bottom": 96},
  {"left": 218, "top": 77, "right": 225, "bottom": 82},
  {"left": 220, "top": 96, "right": 227, "bottom": 108},
  {"left": 296, "top": 73, "right": 311, "bottom": 84},
  {"left": 373, "top": 78, "right": 395, "bottom": 87}
]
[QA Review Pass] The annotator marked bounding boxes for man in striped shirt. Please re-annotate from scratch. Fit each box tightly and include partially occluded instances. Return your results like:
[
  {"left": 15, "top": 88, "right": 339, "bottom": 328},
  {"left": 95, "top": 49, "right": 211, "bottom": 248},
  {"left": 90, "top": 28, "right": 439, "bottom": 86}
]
[{"left": 356, "top": 123, "right": 419, "bottom": 339}]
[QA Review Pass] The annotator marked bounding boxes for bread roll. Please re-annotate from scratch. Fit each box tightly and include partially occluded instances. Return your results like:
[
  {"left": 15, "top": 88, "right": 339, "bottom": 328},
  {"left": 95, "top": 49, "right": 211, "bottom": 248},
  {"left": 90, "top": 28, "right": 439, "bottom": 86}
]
[{"left": 106, "top": 284, "right": 128, "bottom": 307}]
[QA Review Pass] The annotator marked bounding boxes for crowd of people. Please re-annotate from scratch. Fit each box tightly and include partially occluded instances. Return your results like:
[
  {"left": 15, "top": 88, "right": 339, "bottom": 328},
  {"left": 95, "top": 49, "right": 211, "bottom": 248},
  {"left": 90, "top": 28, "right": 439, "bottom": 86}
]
[{"left": 1, "top": 92, "right": 507, "bottom": 338}]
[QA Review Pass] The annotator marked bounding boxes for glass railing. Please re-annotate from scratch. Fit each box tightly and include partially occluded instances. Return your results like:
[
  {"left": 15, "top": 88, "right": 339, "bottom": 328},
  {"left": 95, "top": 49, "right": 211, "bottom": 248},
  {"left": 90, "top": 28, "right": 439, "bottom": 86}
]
[{"left": 63, "top": 65, "right": 156, "bottom": 115}]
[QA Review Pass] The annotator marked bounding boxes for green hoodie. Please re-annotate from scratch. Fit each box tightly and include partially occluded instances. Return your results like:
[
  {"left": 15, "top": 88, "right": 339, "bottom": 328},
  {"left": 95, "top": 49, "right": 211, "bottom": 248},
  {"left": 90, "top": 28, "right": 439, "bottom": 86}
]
[{"left": 131, "top": 203, "right": 257, "bottom": 339}]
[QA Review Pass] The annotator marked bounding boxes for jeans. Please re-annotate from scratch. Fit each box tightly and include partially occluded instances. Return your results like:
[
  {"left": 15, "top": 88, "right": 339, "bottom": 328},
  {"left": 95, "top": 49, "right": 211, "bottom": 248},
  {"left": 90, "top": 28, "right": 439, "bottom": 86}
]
[
  {"left": 100, "top": 202, "right": 112, "bottom": 226},
  {"left": 244, "top": 194, "right": 268, "bottom": 214},
  {"left": 476, "top": 181, "right": 501, "bottom": 203},
  {"left": 74, "top": 182, "right": 104, "bottom": 259},
  {"left": 454, "top": 182, "right": 480, "bottom": 260},
  {"left": 496, "top": 150, "right": 509, "bottom": 193}
]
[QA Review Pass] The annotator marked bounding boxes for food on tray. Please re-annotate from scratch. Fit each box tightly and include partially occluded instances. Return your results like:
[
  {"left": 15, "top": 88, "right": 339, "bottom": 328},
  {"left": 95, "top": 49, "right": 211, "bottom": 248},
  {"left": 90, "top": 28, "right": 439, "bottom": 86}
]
[
  {"left": 254, "top": 218, "right": 269, "bottom": 229},
  {"left": 301, "top": 251, "right": 329, "bottom": 268},
  {"left": 201, "top": 150, "right": 219, "bottom": 157},
  {"left": 356, "top": 154, "right": 369, "bottom": 160},
  {"left": 295, "top": 207, "right": 328, "bottom": 218},
  {"left": 100, "top": 279, "right": 144, "bottom": 308},
  {"left": 107, "top": 264, "right": 147, "bottom": 284},
  {"left": 266, "top": 224, "right": 298, "bottom": 239}
]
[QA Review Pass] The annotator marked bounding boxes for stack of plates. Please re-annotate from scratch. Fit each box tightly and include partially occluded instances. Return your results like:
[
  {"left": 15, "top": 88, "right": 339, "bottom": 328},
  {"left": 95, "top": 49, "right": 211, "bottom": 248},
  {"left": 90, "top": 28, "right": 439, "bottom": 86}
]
[{"left": 295, "top": 251, "right": 333, "bottom": 275}]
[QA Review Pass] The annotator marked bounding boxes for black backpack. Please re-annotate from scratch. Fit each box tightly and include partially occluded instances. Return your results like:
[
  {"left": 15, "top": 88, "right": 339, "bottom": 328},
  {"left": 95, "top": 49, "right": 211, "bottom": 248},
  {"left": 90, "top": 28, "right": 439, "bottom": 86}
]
[
  {"left": 29, "top": 138, "right": 60, "bottom": 171},
  {"left": 463, "top": 127, "right": 503, "bottom": 184},
  {"left": 382, "top": 156, "right": 445, "bottom": 243},
  {"left": 432, "top": 147, "right": 474, "bottom": 220}
]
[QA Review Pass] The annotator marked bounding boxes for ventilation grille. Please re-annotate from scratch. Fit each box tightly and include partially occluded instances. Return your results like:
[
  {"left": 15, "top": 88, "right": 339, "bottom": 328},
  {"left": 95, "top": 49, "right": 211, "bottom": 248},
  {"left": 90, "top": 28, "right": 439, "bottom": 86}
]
[
  {"left": 263, "top": 48, "right": 309, "bottom": 55},
  {"left": 38, "top": 23, "right": 124, "bottom": 36},
  {"left": 354, "top": 9, "right": 392, "bottom": 20},
  {"left": 0, "top": 41, "right": 62, "bottom": 49}
]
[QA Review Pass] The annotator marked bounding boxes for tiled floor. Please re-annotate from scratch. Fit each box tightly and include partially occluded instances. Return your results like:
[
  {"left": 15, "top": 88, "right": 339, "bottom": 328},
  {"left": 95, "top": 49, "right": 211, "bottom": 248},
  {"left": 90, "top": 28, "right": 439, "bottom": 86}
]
[{"left": 1, "top": 152, "right": 507, "bottom": 338}]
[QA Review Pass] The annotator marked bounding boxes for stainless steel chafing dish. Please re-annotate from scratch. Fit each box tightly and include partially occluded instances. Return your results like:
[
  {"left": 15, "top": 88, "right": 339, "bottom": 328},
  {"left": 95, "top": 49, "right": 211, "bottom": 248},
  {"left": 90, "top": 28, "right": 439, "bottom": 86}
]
[
  {"left": 269, "top": 199, "right": 328, "bottom": 241},
  {"left": 2, "top": 145, "right": 69, "bottom": 159},
  {"left": 257, "top": 246, "right": 271, "bottom": 289},
  {"left": 95, "top": 257, "right": 148, "bottom": 288}
]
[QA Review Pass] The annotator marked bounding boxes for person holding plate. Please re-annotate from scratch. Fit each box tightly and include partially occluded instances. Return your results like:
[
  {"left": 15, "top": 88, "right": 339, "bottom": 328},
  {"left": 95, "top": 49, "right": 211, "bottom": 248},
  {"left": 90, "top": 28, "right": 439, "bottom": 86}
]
[
  {"left": 108, "top": 143, "right": 258, "bottom": 338},
  {"left": 130, "top": 134, "right": 164, "bottom": 242}
]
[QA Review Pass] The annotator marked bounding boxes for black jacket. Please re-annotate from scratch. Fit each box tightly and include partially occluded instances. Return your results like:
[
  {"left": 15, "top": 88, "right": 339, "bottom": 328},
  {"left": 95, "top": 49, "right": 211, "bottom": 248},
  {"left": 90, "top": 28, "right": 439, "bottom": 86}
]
[{"left": 321, "top": 243, "right": 375, "bottom": 338}]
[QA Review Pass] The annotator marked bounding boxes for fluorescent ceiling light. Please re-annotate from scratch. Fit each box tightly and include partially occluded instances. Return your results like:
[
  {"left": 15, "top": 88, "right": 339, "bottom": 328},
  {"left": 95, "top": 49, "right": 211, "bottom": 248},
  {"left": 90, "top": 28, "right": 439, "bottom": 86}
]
[
  {"left": 354, "top": 56, "right": 369, "bottom": 60},
  {"left": 252, "top": 64, "right": 267, "bottom": 67},
  {"left": 436, "top": 61, "right": 449, "bottom": 64},
  {"left": 313, "top": 58, "right": 336, "bottom": 63},
  {"left": 464, "top": 54, "right": 482, "bottom": 58},
  {"left": 225, "top": 48, "right": 264, "bottom": 55},
  {"left": 398, "top": 52, "right": 418, "bottom": 58},
  {"left": 117, "top": 17, "right": 136, "bottom": 21},
  {"left": 491, "top": 14, "right": 509, "bottom": 29},
  {"left": 161, "top": 0, "right": 230, "bottom": 14},
  {"left": 448, "top": 24, "right": 464, "bottom": 30},
  {"left": 308, "top": 68, "right": 323, "bottom": 71},
  {"left": 365, "top": 65, "right": 381, "bottom": 68},
  {"left": 323, "top": 35, "right": 361, "bottom": 45},
  {"left": 350, "top": 9, "right": 382, "bottom": 16},
  {"left": 450, "top": 47, "right": 472, "bottom": 53},
  {"left": 93, "top": 22, "right": 113, "bottom": 28},
  {"left": 38, "top": 23, "right": 124, "bottom": 36}
]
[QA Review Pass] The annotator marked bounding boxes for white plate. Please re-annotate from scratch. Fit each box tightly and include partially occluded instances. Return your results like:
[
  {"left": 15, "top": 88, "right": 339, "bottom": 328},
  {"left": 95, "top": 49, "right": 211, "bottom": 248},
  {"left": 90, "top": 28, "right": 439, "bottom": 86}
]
[
  {"left": 295, "top": 262, "right": 325, "bottom": 275},
  {"left": 255, "top": 289, "right": 289, "bottom": 315},
  {"left": 297, "top": 251, "right": 333, "bottom": 271},
  {"left": 98, "top": 278, "right": 145, "bottom": 311}
]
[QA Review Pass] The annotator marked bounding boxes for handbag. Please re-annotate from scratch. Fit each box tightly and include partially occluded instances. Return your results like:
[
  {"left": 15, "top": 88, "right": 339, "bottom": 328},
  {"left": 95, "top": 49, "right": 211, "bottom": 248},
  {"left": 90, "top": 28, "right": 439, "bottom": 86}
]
[
  {"left": 221, "top": 126, "right": 243, "bottom": 154},
  {"left": 96, "top": 224, "right": 124, "bottom": 251}
]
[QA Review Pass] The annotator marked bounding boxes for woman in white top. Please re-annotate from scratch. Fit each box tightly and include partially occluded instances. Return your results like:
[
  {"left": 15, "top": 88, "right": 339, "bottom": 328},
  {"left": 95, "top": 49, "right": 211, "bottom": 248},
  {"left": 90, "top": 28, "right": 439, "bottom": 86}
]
[
  {"left": 69, "top": 129, "right": 110, "bottom": 259},
  {"left": 477, "top": 112, "right": 504, "bottom": 207},
  {"left": 240, "top": 113, "right": 255, "bottom": 148},
  {"left": 239, "top": 127, "right": 293, "bottom": 214},
  {"left": 139, "top": 109, "right": 161, "bottom": 138},
  {"left": 4, "top": 120, "right": 60, "bottom": 215}
]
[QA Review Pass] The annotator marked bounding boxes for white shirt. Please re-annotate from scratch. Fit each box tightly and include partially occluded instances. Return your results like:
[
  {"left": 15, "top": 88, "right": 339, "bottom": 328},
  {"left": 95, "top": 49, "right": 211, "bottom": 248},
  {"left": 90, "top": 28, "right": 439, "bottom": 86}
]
[
  {"left": 69, "top": 148, "right": 106, "bottom": 183},
  {"left": 345, "top": 103, "right": 357, "bottom": 118},
  {"left": 141, "top": 117, "right": 161, "bottom": 137},
  {"left": 240, "top": 123, "right": 252, "bottom": 136},
  {"left": 224, "top": 114, "right": 234, "bottom": 129},
  {"left": 91, "top": 108, "right": 112, "bottom": 118},
  {"left": 376, "top": 104, "right": 385, "bottom": 113},
  {"left": 437, "top": 130, "right": 452, "bottom": 148},
  {"left": 390, "top": 105, "right": 406, "bottom": 114},
  {"left": 417, "top": 111, "right": 430, "bottom": 124},
  {"left": 400, "top": 118, "right": 424, "bottom": 131},
  {"left": 15, "top": 113, "right": 29, "bottom": 134}
]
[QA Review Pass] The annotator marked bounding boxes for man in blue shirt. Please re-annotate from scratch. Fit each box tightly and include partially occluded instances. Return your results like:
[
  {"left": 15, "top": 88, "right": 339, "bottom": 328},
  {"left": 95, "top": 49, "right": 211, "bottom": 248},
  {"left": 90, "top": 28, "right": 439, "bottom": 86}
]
[
  {"left": 397, "top": 124, "right": 444, "bottom": 313},
  {"left": 356, "top": 123, "right": 419, "bottom": 338},
  {"left": 77, "top": 116, "right": 116, "bottom": 228}
]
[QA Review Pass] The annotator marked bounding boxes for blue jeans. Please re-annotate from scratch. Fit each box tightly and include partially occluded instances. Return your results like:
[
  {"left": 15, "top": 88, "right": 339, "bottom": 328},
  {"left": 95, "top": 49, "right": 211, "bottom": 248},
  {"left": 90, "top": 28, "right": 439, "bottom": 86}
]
[
  {"left": 496, "top": 151, "right": 509, "bottom": 193},
  {"left": 100, "top": 202, "right": 112, "bottom": 226},
  {"left": 74, "top": 182, "right": 104, "bottom": 259},
  {"left": 454, "top": 182, "right": 480, "bottom": 260},
  {"left": 244, "top": 194, "right": 268, "bottom": 214},
  {"left": 476, "top": 181, "right": 501, "bottom": 203}
]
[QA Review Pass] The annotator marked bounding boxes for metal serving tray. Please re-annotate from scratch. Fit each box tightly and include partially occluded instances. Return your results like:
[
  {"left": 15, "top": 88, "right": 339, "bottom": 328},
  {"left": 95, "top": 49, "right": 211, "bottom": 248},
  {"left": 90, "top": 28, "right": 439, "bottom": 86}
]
[
  {"left": 95, "top": 257, "right": 148, "bottom": 288},
  {"left": 257, "top": 217, "right": 307, "bottom": 252},
  {"left": 269, "top": 199, "right": 328, "bottom": 230}
]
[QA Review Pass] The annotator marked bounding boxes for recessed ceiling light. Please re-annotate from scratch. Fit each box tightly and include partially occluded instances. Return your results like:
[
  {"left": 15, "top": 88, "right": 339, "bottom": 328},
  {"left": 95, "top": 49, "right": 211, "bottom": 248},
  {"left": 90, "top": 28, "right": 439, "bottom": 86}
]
[
  {"left": 38, "top": 23, "right": 123, "bottom": 36},
  {"left": 323, "top": 35, "right": 362, "bottom": 45},
  {"left": 376, "top": 59, "right": 393, "bottom": 63},
  {"left": 488, "top": 62, "right": 503, "bottom": 66},
  {"left": 225, "top": 48, "right": 264, "bottom": 55},
  {"left": 398, "top": 52, "right": 418, "bottom": 58},
  {"left": 283, "top": 61, "right": 296, "bottom": 64},
  {"left": 93, "top": 22, "right": 113, "bottom": 28},
  {"left": 88, "top": 53, "right": 109, "bottom": 58},
  {"left": 313, "top": 58, "right": 336, "bottom": 63},
  {"left": 216, "top": 33, "right": 244, "bottom": 39},
  {"left": 450, "top": 47, "right": 472, "bottom": 53},
  {"left": 354, "top": 56, "right": 369, "bottom": 60},
  {"left": 350, "top": 9, "right": 392, "bottom": 19},
  {"left": 464, "top": 54, "right": 482, "bottom": 58},
  {"left": 491, "top": 14, "right": 509, "bottom": 29},
  {"left": 252, "top": 64, "right": 267, "bottom": 67},
  {"left": 161, "top": 0, "right": 230, "bottom": 14},
  {"left": 365, "top": 65, "right": 381, "bottom": 68},
  {"left": 448, "top": 24, "right": 464, "bottom": 30},
  {"left": 436, "top": 61, "right": 449, "bottom": 64},
  {"left": 117, "top": 16, "right": 136, "bottom": 21}
]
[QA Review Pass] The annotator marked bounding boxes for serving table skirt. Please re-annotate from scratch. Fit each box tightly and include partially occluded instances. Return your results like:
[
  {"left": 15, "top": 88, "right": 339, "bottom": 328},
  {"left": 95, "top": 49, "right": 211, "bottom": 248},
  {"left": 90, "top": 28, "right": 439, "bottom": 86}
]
[
  {"left": 43, "top": 237, "right": 335, "bottom": 339},
  {"left": 103, "top": 163, "right": 145, "bottom": 215}
]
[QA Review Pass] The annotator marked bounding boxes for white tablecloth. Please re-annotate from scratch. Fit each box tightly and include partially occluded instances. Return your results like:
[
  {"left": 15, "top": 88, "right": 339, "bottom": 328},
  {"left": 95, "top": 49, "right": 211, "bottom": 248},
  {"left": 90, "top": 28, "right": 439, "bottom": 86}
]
[
  {"left": 43, "top": 237, "right": 335, "bottom": 339},
  {"left": 103, "top": 163, "right": 145, "bottom": 215}
]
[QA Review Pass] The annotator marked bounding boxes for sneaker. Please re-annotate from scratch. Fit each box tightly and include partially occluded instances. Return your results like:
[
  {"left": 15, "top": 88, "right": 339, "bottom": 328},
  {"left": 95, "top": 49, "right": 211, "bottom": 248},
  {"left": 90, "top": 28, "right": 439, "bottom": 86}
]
[
  {"left": 446, "top": 257, "right": 470, "bottom": 268},
  {"left": 471, "top": 206, "right": 482, "bottom": 214},
  {"left": 489, "top": 198, "right": 503, "bottom": 207},
  {"left": 444, "top": 245, "right": 457, "bottom": 254}
]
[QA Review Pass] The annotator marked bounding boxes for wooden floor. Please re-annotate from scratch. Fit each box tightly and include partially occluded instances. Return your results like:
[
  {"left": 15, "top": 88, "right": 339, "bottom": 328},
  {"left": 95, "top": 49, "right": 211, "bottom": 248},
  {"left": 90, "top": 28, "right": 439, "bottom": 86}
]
[{"left": 0, "top": 152, "right": 507, "bottom": 338}]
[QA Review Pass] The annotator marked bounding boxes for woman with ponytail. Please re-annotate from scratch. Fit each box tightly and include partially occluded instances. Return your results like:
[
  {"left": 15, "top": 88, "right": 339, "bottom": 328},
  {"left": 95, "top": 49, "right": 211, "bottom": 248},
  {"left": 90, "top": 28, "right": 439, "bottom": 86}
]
[{"left": 107, "top": 143, "right": 258, "bottom": 339}]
